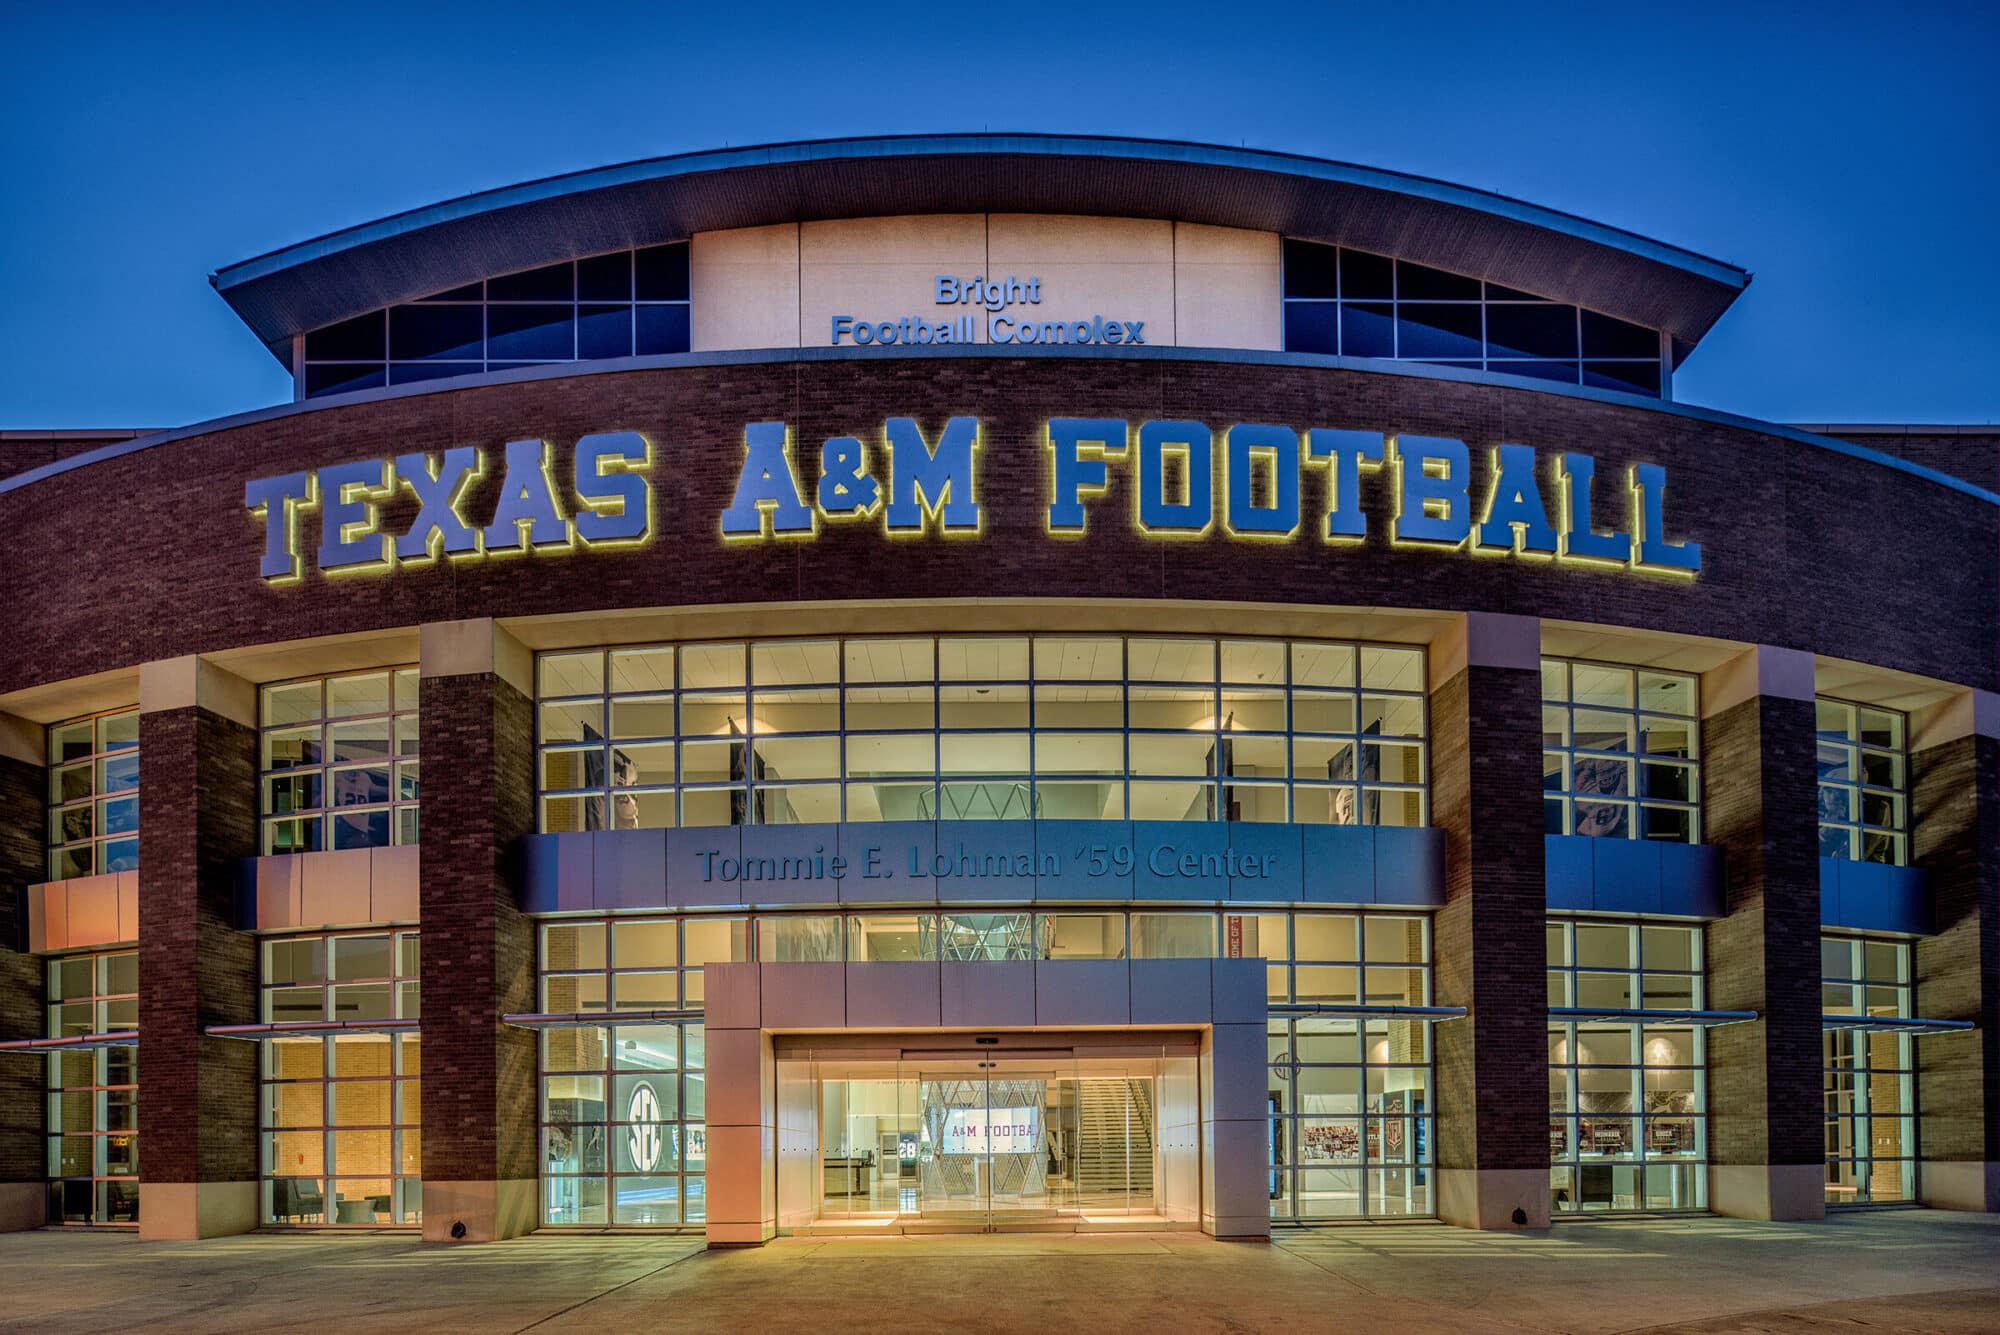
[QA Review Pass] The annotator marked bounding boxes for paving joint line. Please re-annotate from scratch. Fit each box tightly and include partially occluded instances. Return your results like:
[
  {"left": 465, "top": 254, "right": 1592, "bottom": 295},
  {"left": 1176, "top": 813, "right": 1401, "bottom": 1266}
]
[{"left": 511, "top": 1245, "right": 707, "bottom": 1332}]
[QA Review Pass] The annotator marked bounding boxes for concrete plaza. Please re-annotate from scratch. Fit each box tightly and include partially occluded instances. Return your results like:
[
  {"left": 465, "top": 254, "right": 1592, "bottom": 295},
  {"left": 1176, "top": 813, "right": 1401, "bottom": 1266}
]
[{"left": 0, "top": 1210, "right": 1994, "bottom": 1333}]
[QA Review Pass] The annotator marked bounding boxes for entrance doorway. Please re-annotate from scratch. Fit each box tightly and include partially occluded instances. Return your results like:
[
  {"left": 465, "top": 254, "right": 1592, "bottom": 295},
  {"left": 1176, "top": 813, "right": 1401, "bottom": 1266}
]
[{"left": 787, "top": 1038, "right": 1194, "bottom": 1233}]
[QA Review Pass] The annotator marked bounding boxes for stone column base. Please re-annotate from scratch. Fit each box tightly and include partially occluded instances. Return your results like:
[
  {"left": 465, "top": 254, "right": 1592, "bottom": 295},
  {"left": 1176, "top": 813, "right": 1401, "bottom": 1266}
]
[
  {"left": 1708, "top": 1164, "right": 1825, "bottom": 1221},
  {"left": 1921, "top": 1160, "right": 2000, "bottom": 1212},
  {"left": 1200, "top": 1215, "right": 1271, "bottom": 1241},
  {"left": 1436, "top": 1167, "right": 1550, "bottom": 1229},
  {"left": 706, "top": 1220, "right": 777, "bottom": 1247},
  {"left": 421, "top": 1179, "right": 538, "bottom": 1242},
  {"left": 0, "top": 1182, "right": 45, "bottom": 1232},
  {"left": 140, "top": 1181, "right": 258, "bottom": 1240}
]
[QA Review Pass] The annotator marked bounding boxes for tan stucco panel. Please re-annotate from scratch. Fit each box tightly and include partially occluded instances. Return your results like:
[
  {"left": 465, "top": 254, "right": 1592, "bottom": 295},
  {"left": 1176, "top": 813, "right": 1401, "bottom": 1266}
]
[
  {"left": 692, "top": 214, "right": 1285, "bottom": 352},
  {"left": 986, "top": 214, "right": 1175, "bottom": 346},
  {"left": 800, "top": 214, "right": 987, "bottom": 347},
  {"left": 1174, "top": 222, "right": 1281, "bottom": 350},
  {"left": 691, "top": 223, "right": 799, "bottom": 351}
]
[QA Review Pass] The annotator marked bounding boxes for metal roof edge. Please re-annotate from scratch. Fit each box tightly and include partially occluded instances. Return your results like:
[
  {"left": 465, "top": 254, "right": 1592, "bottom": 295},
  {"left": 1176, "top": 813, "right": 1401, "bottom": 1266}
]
[{"left": 210, "top": 133, "right": 1751, "bottom": 295}]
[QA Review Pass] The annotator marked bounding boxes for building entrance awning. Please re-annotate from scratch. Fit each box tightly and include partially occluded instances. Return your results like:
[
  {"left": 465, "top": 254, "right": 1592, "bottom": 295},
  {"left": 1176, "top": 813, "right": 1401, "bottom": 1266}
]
[
  {"left": 204, "top": 1019, "right": 419, "bottom": 1040},
  {"left": 1549, "top": 1006, "right": 1759, "bottom": 1028},
  {"left": 0, "top": 1030, "right": 138, "bottom": 1052},
  {"left": 503, "top": 1009, "right": 703, "bottom": 1030},
  {"left": 1269, "top": 1004, "right": 1467, "bottom": 1022},
  {"left": 1823, "top": 1014, "right": 1975, "bottom": 1036}
]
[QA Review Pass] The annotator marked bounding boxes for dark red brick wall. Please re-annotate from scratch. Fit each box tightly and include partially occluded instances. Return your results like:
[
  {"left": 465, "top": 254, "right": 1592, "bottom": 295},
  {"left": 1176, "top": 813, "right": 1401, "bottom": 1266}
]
[
  {"left": 1912, "top": 735, "right": 2000, "bottom": 1167},
  {"left": 0, "top": 433, "right": 147, "bottom": 485},
  {"left": 1823, "top": 431, "right": 2000, "bottom": 497},
  {"left": 419, "top": 672, "right": 536, "bottom": 1186},
  {"left": 1704, "top": 695, "right": 1824, "bottom": 1170},
  {"left": 0, "top": 360, "right": 1992, "bottom": 696},
  {"left": 0, "top": 753, "right": 44, "bottom": 1184},
  {"left": 1429, "top": 665, "right": 1548, "bottom": 1174},
  {"left": 137, "top": 707, "right": 259, "bottom": 1184}
]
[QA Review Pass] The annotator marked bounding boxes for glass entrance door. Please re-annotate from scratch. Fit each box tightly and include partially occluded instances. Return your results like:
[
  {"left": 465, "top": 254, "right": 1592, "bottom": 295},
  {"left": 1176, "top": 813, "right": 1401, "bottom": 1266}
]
[
  {"left": 918, "top": 1058, "right": 1058, "bottom": 1221},
  {"left": 799, "top": 1044, "right": 1182, "bottom": 1232}
]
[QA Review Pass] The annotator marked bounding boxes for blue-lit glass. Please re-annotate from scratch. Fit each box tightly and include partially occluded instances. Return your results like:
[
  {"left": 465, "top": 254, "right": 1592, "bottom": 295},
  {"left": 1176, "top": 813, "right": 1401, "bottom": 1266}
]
[
  {"left": 390, "top": 304, "right": 483, "bottom": 361},
  {"left": 389, "top": 362, "right": 477, "bottom": 385},
  {"left": 1396, "top": 305, "right": 1482, "bottom": 359},
  {"left": 487, "top": 304, "right": 575, "bottom": 361},
  {"left": 1492, "top": 360, "right": 1581, "bottom": 385},
  {"left": 1341, "top": 303, "right": 1394, "bottom": 358},
  {"left": 1275, "top": 241, "right": 1667, "bottom": 397},
  {"left": 304, "top": 364, "right": 386, "bottom": 397},
  {"left": 579, "top": 305, "right": 634, "bottom": 360},
  {"left": 1283, "top": 303, "right": 1339, "bottom": 355},
  {"left": 636, "top": 304, "right": 691, "bottom": 356}
]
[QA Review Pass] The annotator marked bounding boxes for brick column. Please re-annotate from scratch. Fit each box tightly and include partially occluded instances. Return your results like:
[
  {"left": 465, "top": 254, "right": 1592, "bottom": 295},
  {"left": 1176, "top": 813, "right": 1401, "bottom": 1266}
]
[
  {"left": 418, "top": 619, "right": 537, "bottom": 1242},
  {"left": 1700, "top": 646, "right": 1823, "bottom": 1220},
  {"left": 1910, "top": 692, "right": 2000, "bottom": 1211},
  {"left": 137, "top": 658, "right": 261, "bottom": 1239},
  {"left": 0, "top": 714, "right": 46, "bottom": 1230},
  {"left": 1428, "top": 613, "right": 1548, "bottom": 1229}
]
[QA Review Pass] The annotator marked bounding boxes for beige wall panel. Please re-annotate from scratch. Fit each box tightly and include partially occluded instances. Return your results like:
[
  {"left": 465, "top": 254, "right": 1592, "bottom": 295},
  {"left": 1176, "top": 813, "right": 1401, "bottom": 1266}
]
[
  {"left": 985, "top": 214, "right": 1176, "bottom": 345},
  {"left": 800, "top": 214, "right": 987, "bottom": 347},
  {"left": 690, "top": 224, "right": 799, "bottom": 351},
  {"left": 1174, "top": 223, "right": 1280, "bottom": 350}
]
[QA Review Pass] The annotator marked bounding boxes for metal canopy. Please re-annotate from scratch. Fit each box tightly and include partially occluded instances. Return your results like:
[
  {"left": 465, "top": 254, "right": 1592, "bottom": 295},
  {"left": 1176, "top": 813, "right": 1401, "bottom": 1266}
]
[
  {"left": 1269, "top": 1004, "right": 1467, "bottom": 1022},
  {"left": 1549, "top": 1006, "right": 1759, "bottom": 1028},
  {"left": 502, "top": 1009, "right": 704, "bottom": 1030},
  {"left": 0, "top": 1031, "right": 138, "bottom": 1053},
  {"left": 1823, "top": 1014, "right": 1975, "bottom": 1036},
  {"left": 204, "top": 1019, "right": 419, "bottom": 1041},
  {"left": 211, "top": 134, "right": 1750, "bottom": 366}
]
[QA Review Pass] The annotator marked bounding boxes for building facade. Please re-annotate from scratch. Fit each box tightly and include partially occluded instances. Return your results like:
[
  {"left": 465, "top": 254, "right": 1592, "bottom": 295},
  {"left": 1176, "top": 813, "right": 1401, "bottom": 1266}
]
[{"left": 1, "top": 135, "right": 1995, "bottom": 1245}]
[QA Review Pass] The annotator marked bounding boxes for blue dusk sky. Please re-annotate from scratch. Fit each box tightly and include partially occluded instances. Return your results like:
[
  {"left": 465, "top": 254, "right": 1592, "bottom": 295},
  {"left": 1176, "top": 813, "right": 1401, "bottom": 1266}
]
[{"left": 1, "top": 1, "right": 1995, "bottom": 429}]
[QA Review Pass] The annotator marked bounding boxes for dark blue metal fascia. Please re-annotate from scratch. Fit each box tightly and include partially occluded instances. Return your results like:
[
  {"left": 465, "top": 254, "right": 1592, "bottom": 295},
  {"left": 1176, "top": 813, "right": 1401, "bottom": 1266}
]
[
  {"left": 3, "top": 347, "right": 1992, "bottom": 508},
  {"left": 213, "top": 133, "right": 1748, "bottom": 295}
]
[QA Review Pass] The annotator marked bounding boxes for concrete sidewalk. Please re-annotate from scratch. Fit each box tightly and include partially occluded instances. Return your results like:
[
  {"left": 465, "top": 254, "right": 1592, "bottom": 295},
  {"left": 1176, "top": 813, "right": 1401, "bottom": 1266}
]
[{"left": 0, "top": 1210, "right": 1992, "bottom": 1333}]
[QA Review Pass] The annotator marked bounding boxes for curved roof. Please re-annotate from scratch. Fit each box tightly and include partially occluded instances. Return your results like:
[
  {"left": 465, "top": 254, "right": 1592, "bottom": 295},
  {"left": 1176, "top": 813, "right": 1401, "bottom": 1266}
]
[{"left": 212, "top": 133, "right": 1750, "bottom": 364}]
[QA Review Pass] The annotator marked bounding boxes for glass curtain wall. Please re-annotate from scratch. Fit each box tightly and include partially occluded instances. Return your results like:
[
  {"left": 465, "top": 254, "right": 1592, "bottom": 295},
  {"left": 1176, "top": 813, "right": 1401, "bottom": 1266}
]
[
  {"left": 1822, "top": 935, "right": 1916, "bottom": 1203},
  {"left": 1280, "top": 238, "right": 1667, "bottom": 396},
  {"left": 45, "top": 950, "right": 139, "bottom": 1224},
  {"left": 536, "top": 636, "right": 1426, "bottom": 831},
  {"left": 300, "top": 243, "right": 691, "bottom": 398},
  {"left": 45, "top": 707, "right": 139, "bottom": 879},
  {"left": 260, "top": 932, "right": 422, "bottom": 1225},
  {"left": 1816, "top": 699, "right": 1908, "bottom": 864},
  {"left": 1259, "top": 913, "right": 1434, "bottom": 1218},
  {"left": 534, "top": 908, "right": 1434, "bottom": 1223},
  {"left": 1542, "top": 660, "right": 1700, "bottom": 842},
  {"left": 259, "top": 668, "right": 420, "bottom": 854},
  {"left": 809, "top": 1052, "right": 1176, "bottom": 1223},
  {"left": 538, "top": 918, "right": 748, "bottom": 1226},
  {"left": 1547, "top": 920, "right": 1707, "bottom": 1211}
]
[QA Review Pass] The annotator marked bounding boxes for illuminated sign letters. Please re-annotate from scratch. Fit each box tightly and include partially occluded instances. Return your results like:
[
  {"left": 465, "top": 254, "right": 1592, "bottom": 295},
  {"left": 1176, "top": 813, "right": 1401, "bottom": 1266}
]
[
  {"left": 829, "top": 275, "right": 1145, "bottom": 347},
  {"left": 245, "top": 416, "right": 1700, "bottom": 580}
]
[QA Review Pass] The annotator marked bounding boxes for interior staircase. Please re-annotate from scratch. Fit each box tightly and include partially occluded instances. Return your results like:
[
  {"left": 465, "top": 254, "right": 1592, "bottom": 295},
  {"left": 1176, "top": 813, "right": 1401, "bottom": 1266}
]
[{"left": 1072, "top": 1078, "right": 1154, "bottom": 1202}]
